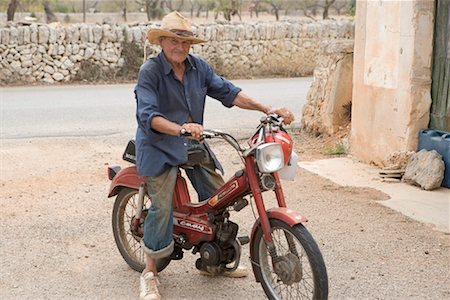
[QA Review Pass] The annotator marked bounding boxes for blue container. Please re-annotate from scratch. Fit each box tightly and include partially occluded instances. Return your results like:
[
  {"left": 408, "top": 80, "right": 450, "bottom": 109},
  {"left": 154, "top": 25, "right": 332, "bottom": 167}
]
[{"left": 417, "top": 129, "right": 450, "bottom": 188}]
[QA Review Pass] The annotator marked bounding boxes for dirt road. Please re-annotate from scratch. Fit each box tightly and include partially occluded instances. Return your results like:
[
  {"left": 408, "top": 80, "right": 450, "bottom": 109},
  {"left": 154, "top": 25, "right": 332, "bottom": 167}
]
[{"left": 1, "top": 133, "right": 449, "bottom": 299}]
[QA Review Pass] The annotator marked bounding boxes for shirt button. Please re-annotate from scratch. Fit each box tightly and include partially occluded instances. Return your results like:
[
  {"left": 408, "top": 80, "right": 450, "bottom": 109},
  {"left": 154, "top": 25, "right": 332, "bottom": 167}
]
[{"left": 184, "top": 143, "right": 187, "bottom": 146}]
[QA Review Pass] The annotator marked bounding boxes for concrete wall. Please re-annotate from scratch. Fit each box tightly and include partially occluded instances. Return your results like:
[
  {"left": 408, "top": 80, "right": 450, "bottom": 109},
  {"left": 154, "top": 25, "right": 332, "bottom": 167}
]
[
  {"left": 351, "top": 0, "right": 435, "bottom": 166},
  {"left": 0, "top": 19, "right": 354, "bottom": 85}
]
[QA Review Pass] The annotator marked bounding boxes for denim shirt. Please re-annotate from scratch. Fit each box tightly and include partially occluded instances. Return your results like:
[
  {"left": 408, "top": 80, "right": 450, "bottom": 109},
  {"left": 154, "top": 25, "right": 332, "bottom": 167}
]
[{"left": 134, "top": 52, "right": 242, "bottom": 177}]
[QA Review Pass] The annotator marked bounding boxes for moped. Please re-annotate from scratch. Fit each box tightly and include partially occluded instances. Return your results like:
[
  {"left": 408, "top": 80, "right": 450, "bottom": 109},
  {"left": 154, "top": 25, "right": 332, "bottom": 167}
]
[{"left": 107, "top": 115, "right": 328, "bottom": 299}]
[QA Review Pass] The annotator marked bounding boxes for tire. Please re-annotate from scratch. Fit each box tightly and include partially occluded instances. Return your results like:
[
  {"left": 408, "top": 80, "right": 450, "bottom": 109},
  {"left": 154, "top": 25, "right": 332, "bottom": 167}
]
[
  {"left": 112, "top": 187, "right": 171, "bottom": 273},
  {"left": 251, "top": 219, "right": 328, "bottom": 300}
]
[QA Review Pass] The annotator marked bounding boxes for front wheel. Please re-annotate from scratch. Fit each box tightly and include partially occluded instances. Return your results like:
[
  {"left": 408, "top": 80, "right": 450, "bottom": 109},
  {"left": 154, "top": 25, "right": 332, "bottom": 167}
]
[
  {"left": 112, "top": 187, "right": 171, "bottom": 273},
  {"left": 251, "top": 219, "right": 328, "bottom": 300}
]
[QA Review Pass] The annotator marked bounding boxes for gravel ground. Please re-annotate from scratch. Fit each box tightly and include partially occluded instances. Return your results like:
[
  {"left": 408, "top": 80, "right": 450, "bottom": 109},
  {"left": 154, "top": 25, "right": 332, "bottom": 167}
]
[{"left": 1, "top": 132, "right": 449, "bottom": 300}]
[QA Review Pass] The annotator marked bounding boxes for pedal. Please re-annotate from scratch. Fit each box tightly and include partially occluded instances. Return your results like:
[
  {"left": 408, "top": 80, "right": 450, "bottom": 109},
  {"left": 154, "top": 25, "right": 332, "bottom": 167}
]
[{"left": 238, "top": 236, "right": 250, "bottom": 245}]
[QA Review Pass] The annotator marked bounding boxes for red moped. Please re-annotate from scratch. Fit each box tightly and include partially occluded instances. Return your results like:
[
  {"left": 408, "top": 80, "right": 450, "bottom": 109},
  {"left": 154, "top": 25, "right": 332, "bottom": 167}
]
[{"left": 107, "top": 115, "right": 328, "bottom": 299}]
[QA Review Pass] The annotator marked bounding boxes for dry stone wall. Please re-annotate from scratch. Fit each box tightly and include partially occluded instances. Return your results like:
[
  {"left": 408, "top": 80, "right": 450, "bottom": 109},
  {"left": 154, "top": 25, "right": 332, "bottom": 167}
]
[
  {"left": 0, "top": 19, "right": 353, "bottom": 85},
  {"left": 301, "top": 39, "right": 354, "bottom": 136}
]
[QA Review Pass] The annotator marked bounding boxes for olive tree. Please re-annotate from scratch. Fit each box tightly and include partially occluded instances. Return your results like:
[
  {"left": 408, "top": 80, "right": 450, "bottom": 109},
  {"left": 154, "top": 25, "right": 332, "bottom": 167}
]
[
  {"left": 135, "top": 0, "right": 164, "bottom": 20},
  {"left": 6, "top": 0, "right": 20, "bottom": 21}
]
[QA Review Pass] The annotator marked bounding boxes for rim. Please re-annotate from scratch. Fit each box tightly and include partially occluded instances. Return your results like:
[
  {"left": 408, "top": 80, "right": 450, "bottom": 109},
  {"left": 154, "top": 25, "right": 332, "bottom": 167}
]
[
  {"left": 117, "top": 191, "right": 151, "bottom": 266},
  {"left": 258, "top": 226, "right": 315, "bottom": 299}
]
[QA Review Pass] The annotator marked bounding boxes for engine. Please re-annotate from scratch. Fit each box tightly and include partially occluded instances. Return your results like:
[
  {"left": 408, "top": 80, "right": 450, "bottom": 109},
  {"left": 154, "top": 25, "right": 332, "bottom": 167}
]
[{"left": 195, "top": 220, "right": 239, "bottom": 274}]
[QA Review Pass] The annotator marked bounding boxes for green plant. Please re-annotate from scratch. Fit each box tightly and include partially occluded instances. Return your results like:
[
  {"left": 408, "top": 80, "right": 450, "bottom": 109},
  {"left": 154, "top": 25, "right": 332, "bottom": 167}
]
[
  {"left": 348, "top": 0, "right": 356, "bottom": 16},
  {"left": 322, "top": 140, "right": 347, "bottom": 155}
]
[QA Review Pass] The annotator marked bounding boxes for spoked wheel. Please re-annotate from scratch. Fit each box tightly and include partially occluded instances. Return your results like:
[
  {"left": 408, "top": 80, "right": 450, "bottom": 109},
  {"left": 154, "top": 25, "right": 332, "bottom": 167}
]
[
  {"left": 112, "top": 187, "right": 171, "bottom": 273},
  {"left": 251, "top": 219, "right": 328, "bottom": 300}
]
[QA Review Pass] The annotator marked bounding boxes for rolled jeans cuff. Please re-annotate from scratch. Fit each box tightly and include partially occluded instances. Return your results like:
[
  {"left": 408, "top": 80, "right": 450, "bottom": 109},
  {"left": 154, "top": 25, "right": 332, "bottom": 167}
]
[{"left": 141, "top": 239, "right": 174, "bottom": 260}]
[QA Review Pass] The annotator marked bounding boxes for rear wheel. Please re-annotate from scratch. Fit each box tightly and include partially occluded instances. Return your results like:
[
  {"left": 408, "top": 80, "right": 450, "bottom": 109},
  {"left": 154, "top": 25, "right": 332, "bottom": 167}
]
[
  {"left": 112, "top": 187, "right": 171, "bottom": 273},
  {"left": 251, "top": 219, "right": 328, "bottom": 299}
]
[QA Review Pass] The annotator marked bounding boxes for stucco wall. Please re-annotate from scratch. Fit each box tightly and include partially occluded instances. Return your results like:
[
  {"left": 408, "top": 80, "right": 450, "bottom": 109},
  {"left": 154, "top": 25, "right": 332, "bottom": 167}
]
[
  {"left": 351, "top": 0, "right": 434, "bottom": 166},
  {"left": 0, "top": 20, "right": 354, "bottom": 85}
]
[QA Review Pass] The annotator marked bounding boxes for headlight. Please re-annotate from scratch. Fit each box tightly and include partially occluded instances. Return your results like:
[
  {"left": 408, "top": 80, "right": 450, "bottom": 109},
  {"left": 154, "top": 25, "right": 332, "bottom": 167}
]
[{"left": 255, "top": 143, "right": 284, "bottom": 173}]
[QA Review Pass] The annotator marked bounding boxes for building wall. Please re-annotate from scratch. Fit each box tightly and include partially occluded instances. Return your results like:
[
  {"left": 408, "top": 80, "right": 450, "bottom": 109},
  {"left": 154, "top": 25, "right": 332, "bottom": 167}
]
[
  {"left": 0, "top": 20, "right": 353, "bottom": 85},
  {"left": 351, "top": 0, "right": 435, "bottom": 166}
]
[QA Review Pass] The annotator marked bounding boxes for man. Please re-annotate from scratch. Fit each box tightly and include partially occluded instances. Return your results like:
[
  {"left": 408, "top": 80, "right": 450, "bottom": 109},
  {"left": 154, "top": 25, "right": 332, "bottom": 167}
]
[{"left": 134, "top": 11, "right": 294, "bottom": 300}]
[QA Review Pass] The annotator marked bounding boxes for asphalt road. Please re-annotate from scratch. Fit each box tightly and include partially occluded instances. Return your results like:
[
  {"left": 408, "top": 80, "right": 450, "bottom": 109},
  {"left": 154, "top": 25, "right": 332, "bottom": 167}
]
[{"left": 1, "top": 77, "right": 312, "bottom": 140}]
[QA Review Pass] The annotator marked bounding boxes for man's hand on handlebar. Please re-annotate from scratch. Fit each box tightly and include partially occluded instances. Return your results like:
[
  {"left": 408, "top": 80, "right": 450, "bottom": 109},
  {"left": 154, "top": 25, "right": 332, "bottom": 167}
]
[
  {"left": 267, "top": 107, "right": 294, "bottom": 125},
  {"left": 180, "top": 123, "right": 204, "bottom": 141}
]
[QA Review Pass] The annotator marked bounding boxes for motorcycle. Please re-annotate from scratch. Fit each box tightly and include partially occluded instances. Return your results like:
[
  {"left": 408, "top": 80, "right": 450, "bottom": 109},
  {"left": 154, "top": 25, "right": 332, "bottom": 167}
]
[{"left": 107, "top": 115, "right": 328, "bottom": 299}]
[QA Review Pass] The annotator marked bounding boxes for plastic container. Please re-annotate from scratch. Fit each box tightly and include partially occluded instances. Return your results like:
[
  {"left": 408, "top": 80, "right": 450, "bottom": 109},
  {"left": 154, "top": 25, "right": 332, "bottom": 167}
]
[
  {"left": 417, "top": 129, "right": 450, "bottom": 188},
  {"left": 278, "top": 151, "right": 298, "bottom": 181}
]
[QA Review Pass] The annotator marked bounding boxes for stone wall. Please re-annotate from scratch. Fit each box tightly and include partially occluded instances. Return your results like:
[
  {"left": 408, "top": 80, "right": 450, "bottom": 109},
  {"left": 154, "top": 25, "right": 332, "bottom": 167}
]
[
  {"left": 301, "top": 39, "right": 354, "bottom": 136},
  {"left": 0, "top": 19, "right": 354, "bottom": 85}
]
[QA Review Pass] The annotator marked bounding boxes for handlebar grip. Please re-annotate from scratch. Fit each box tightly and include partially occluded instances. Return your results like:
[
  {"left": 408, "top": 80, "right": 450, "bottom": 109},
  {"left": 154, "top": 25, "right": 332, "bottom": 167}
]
[{"left": 180, "top": 130, "right": 215, "bottom": 139}]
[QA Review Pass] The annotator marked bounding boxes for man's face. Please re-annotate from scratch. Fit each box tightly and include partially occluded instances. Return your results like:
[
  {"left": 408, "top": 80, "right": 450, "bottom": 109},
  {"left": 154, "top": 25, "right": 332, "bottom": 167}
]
[{"left": 160, "top": 37, "right": 192, "bottom": 65}]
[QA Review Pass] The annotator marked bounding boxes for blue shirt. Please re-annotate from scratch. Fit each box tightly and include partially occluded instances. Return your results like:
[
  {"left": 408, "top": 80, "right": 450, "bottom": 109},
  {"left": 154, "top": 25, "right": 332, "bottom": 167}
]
[{"left": 134, "top": 52, "right": 242, "bottom": 177}]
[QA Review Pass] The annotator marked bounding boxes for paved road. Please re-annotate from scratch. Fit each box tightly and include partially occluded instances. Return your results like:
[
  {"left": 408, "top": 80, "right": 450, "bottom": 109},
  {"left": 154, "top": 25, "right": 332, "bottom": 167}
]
[{"left": 1, "top": 77, "right": 312, "bottom": 140}]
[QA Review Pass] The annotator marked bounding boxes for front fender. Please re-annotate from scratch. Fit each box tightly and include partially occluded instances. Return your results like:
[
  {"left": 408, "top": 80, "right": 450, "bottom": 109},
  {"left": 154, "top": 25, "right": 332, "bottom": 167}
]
[
  {"left": 249, "top": 207, "right": 307, "bottom": 282},
  {"left": 108, "top": 166, "right": 145, "bottom": 197}
]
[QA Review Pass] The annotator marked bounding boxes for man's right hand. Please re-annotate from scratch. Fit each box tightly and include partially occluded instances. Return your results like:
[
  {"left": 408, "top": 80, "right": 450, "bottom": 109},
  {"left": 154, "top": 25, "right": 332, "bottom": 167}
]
[{"left": 180, "top": 123, "right": 203, "bottom": 140}]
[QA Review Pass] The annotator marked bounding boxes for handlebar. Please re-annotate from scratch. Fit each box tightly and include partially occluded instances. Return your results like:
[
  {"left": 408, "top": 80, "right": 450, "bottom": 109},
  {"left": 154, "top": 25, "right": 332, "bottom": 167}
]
[
  {"left": 180, "top": 129, "right": 217, "bottom": 139},
  {"left": 259, "top": 113, "right": 284, "bottom": 127},
  {"left": 180, "top": 114, "right": 286, "bottom": 154},
  {"left": 181, "top": 129, "right": 243, "bottom": 152}
]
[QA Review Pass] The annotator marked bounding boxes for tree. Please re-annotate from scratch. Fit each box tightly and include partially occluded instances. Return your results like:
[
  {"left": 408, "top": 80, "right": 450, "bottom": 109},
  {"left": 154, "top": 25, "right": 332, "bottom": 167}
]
[
  {"left": 332, "top": 0, "right": 350, "bottom": 15},
  {"left": 43, "top": 1, "right": 58, "bottom": 23},
  {"left": 162, "top": 0, "right": 185, "bottom": 11},
  {"left": 283, "top": 0, "right": 302, "bottom": 17},
  {"left": 299, "top": 0, "right": 319, "bottom": 20},
  {"left": 322, "top": 0, "right": 336, "bottom": 19},
  {"left": 188, "top": 0, "right": 215, "bottom": 18},
  {"left": 122, "top": 0, "right": 127, "bottom": 22},
  {"left": 214, "top": 0, "right": 241, "bottom": 21},
  {"left": 7, "top": 0, "right": 20, "bottom": 21},
  {"left": 262, "top": 0, "right": 282, "bottom": 21},
  {"left": 248, "top": 0, "right": 261, "bottom": 18},
  {"left": 135, "top": 0, "right": 163, "bottom": 21}
]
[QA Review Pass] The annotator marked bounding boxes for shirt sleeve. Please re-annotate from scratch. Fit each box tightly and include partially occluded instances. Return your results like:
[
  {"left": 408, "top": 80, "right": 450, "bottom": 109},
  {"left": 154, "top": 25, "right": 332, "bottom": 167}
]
[
  {"left": 134, "top": 63, "right": 167, "bottom": 140},
  {"left": 204, "top": 62, "right": 242, "bottom": 108}
]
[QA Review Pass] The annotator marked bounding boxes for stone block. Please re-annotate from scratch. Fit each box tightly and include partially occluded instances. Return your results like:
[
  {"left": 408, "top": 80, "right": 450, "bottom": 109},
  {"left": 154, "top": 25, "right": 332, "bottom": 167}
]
[
  {"left": 38, "top": 26, "right": 50, "bottom": 44},
  {"left": 1, "top": 29, "right": 10, "bottom": 45},
  {"left": 403, "top": 149, "right": 445, "bottom": 190}
]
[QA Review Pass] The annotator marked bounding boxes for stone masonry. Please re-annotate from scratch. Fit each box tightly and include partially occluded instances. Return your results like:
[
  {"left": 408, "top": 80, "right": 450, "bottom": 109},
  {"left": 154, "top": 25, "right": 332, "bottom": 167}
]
[{"left": 0, "top": 19, "right": 354, "bottom": 85}]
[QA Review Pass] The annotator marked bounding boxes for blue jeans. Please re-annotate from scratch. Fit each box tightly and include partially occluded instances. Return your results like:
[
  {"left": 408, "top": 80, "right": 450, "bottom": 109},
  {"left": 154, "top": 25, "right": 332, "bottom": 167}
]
[{"left": 141, "top": 141, "right": 224, "bottom": 259}]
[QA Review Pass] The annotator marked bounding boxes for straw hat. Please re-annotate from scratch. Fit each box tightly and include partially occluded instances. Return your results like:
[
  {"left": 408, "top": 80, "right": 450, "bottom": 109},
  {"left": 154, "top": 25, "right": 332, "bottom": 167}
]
[{"left": 147, "top": 11, "right": 206, "bottom": 45}]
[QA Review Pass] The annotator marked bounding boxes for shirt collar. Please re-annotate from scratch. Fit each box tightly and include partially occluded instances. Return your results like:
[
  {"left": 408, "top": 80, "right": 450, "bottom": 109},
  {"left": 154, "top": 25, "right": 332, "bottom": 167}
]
[{"left": 159, "top": 52, "right": 196, "bottom": 75}]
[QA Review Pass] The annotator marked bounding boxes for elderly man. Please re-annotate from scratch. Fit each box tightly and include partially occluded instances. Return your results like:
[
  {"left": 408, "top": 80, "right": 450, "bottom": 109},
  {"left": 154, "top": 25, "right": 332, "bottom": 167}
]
[{"left": 134, "top": 11, "right": 294, "bottom": 300}]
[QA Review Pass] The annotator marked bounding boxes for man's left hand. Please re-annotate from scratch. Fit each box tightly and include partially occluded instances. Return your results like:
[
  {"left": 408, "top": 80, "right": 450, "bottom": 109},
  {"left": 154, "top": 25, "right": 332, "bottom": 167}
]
[{"left": 268, "top": 107, "right": 295, "bottom": 125}]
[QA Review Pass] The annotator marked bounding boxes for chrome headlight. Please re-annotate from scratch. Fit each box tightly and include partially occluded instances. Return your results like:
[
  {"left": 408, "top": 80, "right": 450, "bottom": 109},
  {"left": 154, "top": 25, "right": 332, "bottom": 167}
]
[{"left": 255, "top": 143, "right": 284, "bottom": 173}]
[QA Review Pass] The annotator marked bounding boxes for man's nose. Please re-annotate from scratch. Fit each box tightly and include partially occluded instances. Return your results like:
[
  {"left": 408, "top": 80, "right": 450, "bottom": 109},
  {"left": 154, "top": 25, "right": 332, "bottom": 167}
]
[{"left": 175, "top": 42, "right": 185, "bottom": 49}]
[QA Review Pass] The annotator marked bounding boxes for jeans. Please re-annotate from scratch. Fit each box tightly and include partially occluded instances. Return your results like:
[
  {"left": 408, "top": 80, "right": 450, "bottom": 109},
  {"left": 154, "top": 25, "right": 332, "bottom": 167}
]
[{"left": 141, "top": 140, "right": 224, "bottom": 259}]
